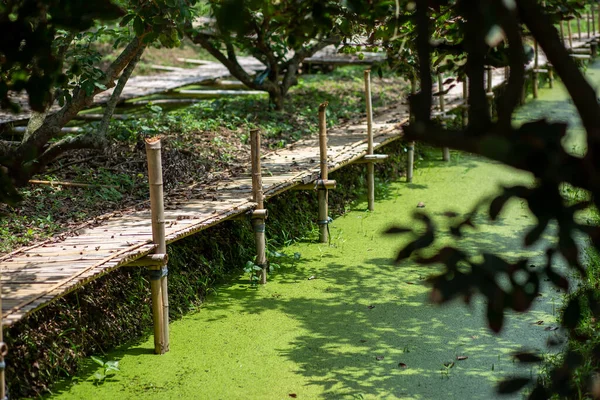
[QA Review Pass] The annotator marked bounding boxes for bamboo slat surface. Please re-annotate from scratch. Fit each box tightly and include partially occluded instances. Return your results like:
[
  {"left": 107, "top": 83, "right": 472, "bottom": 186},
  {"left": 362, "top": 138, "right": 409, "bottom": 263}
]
[{"left": 0, "top": 102, "right": 412, "bottom": 326}]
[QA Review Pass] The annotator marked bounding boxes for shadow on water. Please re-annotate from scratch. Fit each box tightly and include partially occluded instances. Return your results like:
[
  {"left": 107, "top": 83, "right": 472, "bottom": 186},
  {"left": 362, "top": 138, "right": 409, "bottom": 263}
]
[{"left": 179, "top": 207, "right": 556, "bottom": 399}]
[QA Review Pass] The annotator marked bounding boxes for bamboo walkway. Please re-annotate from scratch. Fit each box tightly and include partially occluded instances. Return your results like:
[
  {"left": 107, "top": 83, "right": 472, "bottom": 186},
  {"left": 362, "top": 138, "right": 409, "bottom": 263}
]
[
  {"left": 0, "top": 102, "right": 416, "bottom": 327},
  {"left": 1, "top": 26, "right": 598, "bottom": 327}
]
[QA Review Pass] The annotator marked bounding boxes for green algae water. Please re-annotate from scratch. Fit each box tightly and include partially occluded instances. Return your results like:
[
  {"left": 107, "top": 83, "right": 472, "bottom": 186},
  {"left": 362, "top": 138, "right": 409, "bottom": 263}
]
[{"left": 47, "top": 65, "right": 600, "bottom": 400}]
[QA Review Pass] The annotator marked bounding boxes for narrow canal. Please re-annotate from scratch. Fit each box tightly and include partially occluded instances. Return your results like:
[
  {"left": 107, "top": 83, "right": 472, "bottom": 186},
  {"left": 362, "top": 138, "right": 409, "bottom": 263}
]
[{"left": 47, "top": 63, "right": 598, "bottom": 399}]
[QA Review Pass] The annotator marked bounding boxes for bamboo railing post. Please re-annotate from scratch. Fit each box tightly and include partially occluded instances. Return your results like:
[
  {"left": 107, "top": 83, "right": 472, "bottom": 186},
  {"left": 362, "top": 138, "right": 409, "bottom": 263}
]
[
  {"left": 250, "top": 128, "right": 267, "bottom": 284},
  {"left": 593, "top": 5, "right": 596, "bottom": 36},
  {"left": 407, "top": 75, "right": 417, "bottom": 183},
  {"left": 438, "top": 73, "right": 450, "bottom": 162},
  {"left": 486, "top": 67, "right": 495, "bottom": 118},
  {"left": 588, "top": 11, "right": 592, "bottom": 38},
  {"left": 0, "top": 281, "right": 6, "bottom": 400},
  {"left": 364, "top": 70, "right": 375, "bottom": 211},
  {"left": 598, "top": 3, "right": 600, "bottom": 38},
  {"left": 145, "top": 137, "right": 169, "bottom": 354},
  {"left": 567, "top": 17, "right": 574, "bottom": 49},
  {"left": 318, "top": 102, "right": 329, "bottom": 243},
  {"left": 532, "top": 39, "right": 539, "bottom": 99},
  {"left": 462, "top": 77, "right": 469, "bottom": 128},
  {"left": 560, "top": 20, "right": 567, "bottom": 45},
  {"left": 548, "top": 65, "right": 555, "bottom": 89},
  {"left": 578, "top": 17, "right": 582, "bottom": 39}
]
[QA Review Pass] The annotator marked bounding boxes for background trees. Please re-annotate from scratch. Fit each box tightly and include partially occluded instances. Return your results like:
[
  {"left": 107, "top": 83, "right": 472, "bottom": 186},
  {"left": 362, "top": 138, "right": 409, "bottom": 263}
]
[
  {"left": 187, "top": 0, "right": 347, "bottom": 110},
  {"left": 0, "top": 0, "right": 197, "bottom": 188}
]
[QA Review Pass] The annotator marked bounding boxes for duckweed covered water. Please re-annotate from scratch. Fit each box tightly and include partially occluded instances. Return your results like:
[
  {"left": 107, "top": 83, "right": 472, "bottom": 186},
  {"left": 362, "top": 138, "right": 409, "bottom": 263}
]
[{"left": 48, "top": 64, "right": 600, "bottom": 400}]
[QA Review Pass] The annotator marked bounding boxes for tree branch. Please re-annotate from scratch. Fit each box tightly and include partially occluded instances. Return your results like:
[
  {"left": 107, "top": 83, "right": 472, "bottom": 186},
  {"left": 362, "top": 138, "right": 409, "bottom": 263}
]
[
  {"left": 35, "top": 132, "right": 104, "bottom": 169},
  {"left": 463, "top": 1, "right": 491, "bottom": 133},
  {"left": 412, "top": 3, "right": 432, "bottom": 126},
  {"left": 98, "top": 45, "right": 146, "bottom": 139},
  {"left": 20, "top": 36, "right": 145, "bottom": 152},
  {"left": 280, "top": 35, "right": 340, "bottom": 95},
  {"left": 251, "top": 19, "right": 278, "bottom": 75},
  {"left": 517, "top": 0, "right": 600, "bottom": 145},
  {"left": 495, "top": 1, "right": 525, "bottom": 131},
  {"left": 189, "top": 31, "right": 280, "bottom": 96},
  {"left": 190, "top": 32, "right": 264, "bottom": 90}
]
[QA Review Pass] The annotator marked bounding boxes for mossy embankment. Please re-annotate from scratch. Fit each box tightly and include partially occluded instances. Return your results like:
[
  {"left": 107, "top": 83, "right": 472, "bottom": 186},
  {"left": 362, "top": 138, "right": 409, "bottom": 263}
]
[{"left": 6, "top": 141, "right": 406, "bottom": 399}]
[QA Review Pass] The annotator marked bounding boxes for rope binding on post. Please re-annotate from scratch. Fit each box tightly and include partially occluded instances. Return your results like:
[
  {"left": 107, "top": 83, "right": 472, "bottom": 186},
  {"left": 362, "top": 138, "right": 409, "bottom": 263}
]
[{"left": 148, "top": 267, "right": 168, "bottom": 281}]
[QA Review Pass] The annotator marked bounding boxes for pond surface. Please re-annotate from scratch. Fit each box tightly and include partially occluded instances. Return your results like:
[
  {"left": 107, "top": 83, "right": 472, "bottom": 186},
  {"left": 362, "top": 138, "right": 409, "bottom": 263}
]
[{"left": 48, "top": 63, "right": 600, "bottom": 399}]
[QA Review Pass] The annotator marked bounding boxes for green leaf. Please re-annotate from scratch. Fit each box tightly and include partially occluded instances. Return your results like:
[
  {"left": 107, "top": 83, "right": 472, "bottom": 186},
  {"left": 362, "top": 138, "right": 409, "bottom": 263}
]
[
  {"left": 81, "top": 80, "right": 95, "bottom": 96},
  {"left": 133, "top": 16, "right": 145, "bottom": 36},
  {"left": 91, "top": 356, "right": 105, "bottom": 367},
  {"left": 93, "top": 82, "right": 107, "bottom": 90},
  {"left": 143, "top": 32, "right": 159, "bottom": 44},
  {"left": 93, "top": 371, "right": 106, "bottom": 382},
  {"left": 120, "top": 14, "right": 136, "bottom": 27},
  {"left": 105, "top": 360, "right": 119, "bottom": 371}
]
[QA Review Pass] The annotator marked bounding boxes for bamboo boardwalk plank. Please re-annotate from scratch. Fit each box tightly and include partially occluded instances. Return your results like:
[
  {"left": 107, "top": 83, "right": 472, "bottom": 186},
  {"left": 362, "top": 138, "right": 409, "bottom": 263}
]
[{"left": 0, "top": 101, "right": 411, "bottom": 326}]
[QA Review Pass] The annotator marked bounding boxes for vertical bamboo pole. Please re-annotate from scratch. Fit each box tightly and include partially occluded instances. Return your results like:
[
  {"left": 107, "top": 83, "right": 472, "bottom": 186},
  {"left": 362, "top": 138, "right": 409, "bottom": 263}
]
[
  {"left": 532, "top": 39, "right": 539, "bottom": 99},
  {"left": 577, "top": 17, "right": 582, "bottom": 40},
  {"left": 567, "top": 17, "right": 574, "bottom": 49},
  {"left": 560, "top": 20, "right": 566, "bottom": 45},
  {"left": 407, "top": 76, "right": 417, "bottom": 183},
  {"left": 486, "top": 67, "right": 494, "bottom": 117},
  {"left": 0, "top": 280, "right": 6, "bottom": 400},
  {"left": 145, "top": 137, "right": 168, "bottom": 354},
  {"left": 363, "top": 70, "right": 375, "bottom": 211},
  {"left": 588, "top": 11, "right": 592, "bottom": 38},
  {"left": 593, "top": 5, "right": 596, "bottom": 36},
  {"left": 250, "top": 128, "right": 267, "bottom": 284},
  {"left": 598, "top": 3, "right": 600, "bottom": 38},
  {"left": 318, "top": 102, "right": 329, "bottom": 243},
  {"left": 438, "top": 73, "right": 450, "bottom": 162},
  {"left": 462, "top": 77, "right": 469, "bottom": 128},
  {"left": 548, "top": 65, "right": 555, "bottom": 89}
]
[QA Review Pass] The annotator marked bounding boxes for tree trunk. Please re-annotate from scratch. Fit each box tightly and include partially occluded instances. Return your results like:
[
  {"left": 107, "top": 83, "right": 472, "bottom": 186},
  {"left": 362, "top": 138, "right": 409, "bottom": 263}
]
[{"left": 269, "top": 90, "right": 284, "bottom": 111}]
